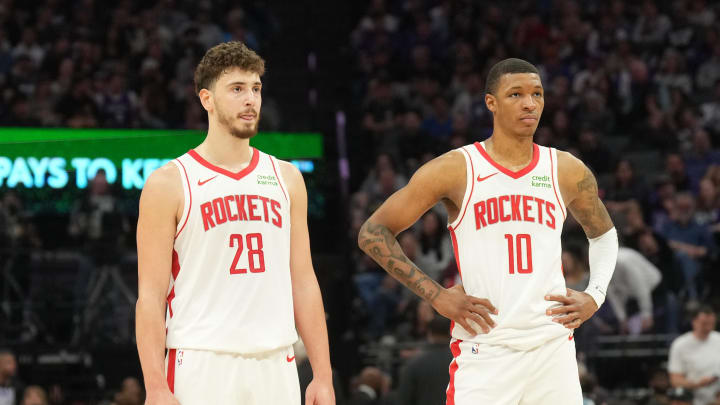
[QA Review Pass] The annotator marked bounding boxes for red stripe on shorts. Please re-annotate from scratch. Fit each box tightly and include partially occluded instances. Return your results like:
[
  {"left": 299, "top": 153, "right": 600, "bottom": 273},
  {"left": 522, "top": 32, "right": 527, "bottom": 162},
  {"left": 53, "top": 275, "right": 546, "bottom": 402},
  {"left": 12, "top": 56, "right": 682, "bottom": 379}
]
[
  {"left": 447, "top": 339, "right": 462, "bottom": 405},
  {"left": 167, "top": 349, "right": 176, "bottom": 393}
]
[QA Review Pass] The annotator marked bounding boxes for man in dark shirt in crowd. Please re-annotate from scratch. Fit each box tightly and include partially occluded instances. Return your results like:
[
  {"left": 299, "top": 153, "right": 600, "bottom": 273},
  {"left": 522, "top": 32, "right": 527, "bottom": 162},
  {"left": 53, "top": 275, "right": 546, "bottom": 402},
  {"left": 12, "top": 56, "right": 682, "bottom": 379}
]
[{"left": 395, "top": 316, "right": 453, "bottom": 405}]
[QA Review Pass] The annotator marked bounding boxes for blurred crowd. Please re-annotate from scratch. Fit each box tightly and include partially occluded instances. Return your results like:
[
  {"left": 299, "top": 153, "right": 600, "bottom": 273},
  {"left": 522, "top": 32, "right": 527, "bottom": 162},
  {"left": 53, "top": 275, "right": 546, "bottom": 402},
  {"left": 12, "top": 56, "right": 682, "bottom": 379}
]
[{"left": 0, "top": 0, "right": 281, "bottom": 130}]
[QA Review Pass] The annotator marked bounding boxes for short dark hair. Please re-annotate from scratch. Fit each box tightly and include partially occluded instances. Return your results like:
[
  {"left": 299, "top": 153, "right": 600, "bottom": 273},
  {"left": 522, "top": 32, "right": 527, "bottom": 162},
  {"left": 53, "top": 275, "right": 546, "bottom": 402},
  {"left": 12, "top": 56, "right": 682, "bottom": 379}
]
[
  {"left": 485, "top": 58, "right": 540, "bottom": 95},
  {"left": 692, "top": 305, "right": 716, "bottom": 320},
  {"left": 194, "top": 41, "right": 265, "bottom": 94}
]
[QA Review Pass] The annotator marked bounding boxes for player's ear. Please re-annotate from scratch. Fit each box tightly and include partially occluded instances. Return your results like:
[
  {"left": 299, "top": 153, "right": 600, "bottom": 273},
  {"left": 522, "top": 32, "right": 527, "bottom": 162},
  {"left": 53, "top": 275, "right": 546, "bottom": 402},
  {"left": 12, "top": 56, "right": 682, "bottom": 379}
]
[
  {"left": 198, "top": 88, "right": 213, "bottom": 112},
  {"left": 485, "top": 93, "right": 497, "bottom": 113}
]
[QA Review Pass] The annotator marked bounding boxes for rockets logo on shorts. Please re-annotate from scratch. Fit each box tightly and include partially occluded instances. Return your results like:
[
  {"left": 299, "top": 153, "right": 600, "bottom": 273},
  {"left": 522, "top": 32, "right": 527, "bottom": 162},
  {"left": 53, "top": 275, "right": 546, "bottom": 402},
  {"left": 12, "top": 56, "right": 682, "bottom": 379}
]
[
  {"left": 164, "top": 147, "right": 298, "bottom": 355},
  {"left": 448, "top": 142, "right": 570, "bottom": 351}
]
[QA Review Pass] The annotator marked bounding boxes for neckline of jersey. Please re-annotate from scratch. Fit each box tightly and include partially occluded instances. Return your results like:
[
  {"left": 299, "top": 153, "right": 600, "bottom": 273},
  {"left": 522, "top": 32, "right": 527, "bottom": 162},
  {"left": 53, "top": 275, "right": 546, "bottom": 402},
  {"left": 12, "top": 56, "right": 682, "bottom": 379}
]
[
  {"left": 187, "top": 147, "right": 260, "bottom": 180},
  {"left": 474, "top": 141, "right": 540, "bottom": 179}
]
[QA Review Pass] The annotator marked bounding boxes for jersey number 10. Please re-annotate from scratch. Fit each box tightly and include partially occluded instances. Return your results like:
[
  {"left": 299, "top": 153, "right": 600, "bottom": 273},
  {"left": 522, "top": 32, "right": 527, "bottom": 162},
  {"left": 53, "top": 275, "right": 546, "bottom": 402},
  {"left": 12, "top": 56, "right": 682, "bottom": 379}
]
[
  {"left": 229, "top": 233, "right": 266, "bottom": 274},
  {"left": 504, "top": 233, "right": 533, "bottom": 274}
]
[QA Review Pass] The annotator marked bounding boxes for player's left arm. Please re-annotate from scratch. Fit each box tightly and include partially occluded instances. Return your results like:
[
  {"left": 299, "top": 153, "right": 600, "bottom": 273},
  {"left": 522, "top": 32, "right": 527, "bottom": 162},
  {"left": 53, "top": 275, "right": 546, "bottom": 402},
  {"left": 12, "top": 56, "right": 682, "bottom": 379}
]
[
  {"left": 279, "top": 161, "right": 335, "bottom": 405},
  {"left": 546, "top": 151, "right": 618, "bottom": 329}
]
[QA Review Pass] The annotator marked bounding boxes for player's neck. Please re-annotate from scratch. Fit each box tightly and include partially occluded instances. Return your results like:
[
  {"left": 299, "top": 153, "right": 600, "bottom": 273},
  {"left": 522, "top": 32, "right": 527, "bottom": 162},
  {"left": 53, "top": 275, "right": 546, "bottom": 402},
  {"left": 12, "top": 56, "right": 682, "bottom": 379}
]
[
  {"left": 484, "top": 131, "right": 534, "bottom": 170},
  {"left": 196, "top": 129, "right": 253, "bottom": 169}
]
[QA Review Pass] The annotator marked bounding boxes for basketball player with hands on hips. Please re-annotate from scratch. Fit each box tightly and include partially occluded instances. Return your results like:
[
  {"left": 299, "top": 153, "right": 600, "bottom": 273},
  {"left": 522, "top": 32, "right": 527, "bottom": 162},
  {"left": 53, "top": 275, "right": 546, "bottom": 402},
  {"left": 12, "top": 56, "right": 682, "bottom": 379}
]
[
  {"left": 358, "top": 58, "right": 618, "bottom": 404},
  {"left": 135, "top": 42, "right": 334, "bottom": 405}
]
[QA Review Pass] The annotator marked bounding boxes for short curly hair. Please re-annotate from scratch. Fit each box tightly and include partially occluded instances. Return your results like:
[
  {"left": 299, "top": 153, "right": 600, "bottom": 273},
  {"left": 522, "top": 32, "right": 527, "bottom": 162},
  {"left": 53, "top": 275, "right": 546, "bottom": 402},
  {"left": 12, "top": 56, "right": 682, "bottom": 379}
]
[{"left": 194, "top": 41, "right": 265, "bottom": 94}]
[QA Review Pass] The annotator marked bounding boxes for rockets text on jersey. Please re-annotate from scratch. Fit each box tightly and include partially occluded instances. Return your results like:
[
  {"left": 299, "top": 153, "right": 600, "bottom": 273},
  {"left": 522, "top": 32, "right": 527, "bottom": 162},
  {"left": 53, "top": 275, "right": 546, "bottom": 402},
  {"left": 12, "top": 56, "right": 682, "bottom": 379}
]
[
  {"left": 165, "top": 147, "right": 297, "bottom": 354},
  {"left": 448, "top": 142, "right": 569, "bottom": 351}
]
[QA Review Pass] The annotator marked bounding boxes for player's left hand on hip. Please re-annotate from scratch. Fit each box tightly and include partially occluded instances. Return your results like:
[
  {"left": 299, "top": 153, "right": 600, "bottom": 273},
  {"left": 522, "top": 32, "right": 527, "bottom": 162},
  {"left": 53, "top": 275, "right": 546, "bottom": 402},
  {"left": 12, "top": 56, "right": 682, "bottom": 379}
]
[
  {"left": 305, "top": 378, "right": 335, "bottom": 405},
  {"left": 544, "top": 288, "right": 598, "bottom": 329}
]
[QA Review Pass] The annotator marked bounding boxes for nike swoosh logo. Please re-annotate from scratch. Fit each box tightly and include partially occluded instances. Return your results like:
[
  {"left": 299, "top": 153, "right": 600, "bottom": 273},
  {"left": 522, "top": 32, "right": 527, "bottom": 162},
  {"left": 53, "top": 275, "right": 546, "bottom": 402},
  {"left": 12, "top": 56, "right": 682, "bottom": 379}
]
[
  {"left": 286, "top": 355, "right": 295, "bottom": 362},
  {"left": 477, "top": 173, "right": 498, "bottom": 182},
  {"left": 198, "top": 175, "right": 218, "bottom": 186}
]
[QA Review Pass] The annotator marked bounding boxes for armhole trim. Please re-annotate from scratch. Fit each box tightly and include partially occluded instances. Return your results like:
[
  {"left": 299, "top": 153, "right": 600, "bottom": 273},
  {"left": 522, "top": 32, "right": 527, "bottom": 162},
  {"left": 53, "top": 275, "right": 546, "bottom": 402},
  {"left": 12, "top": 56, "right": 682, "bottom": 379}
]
[
  {"left": 270, "top": 156, "right": 291, "bottom": 207},
  {"left": 448, "top": 147, "right": 475, "bottom": 231},
  {"left": 172, "top": 158, "right": 192, "bottom": 239},
  {"left": 549, "top": 148, "right": 566, "bottom": 220}
]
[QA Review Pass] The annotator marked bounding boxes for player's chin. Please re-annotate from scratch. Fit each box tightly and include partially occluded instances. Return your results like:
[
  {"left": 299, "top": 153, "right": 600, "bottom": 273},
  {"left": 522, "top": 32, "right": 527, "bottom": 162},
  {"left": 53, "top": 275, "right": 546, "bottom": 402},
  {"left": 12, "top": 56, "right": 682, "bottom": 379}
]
[
  {"left": 230, "top": 126, "right": 259, "bottom": 139},
  {"left": 516, "top": 125, "right": 537, "bottom": 138}
]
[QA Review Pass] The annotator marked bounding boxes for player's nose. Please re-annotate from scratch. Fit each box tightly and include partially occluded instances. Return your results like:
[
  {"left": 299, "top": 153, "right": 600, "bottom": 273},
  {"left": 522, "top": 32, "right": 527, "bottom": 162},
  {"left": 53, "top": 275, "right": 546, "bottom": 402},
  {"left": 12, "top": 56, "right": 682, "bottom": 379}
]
[{"left": 521, "top": 95, "right": 537, "bottom": 111}]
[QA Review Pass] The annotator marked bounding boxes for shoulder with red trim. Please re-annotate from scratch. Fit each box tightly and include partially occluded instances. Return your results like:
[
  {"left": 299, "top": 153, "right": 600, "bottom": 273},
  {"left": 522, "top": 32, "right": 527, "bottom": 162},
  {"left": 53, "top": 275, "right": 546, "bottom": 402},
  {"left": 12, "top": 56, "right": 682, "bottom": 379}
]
[
  {"left": 276, "top": 159, "right": 304, "bottom": 198},
  {"left": 406, "top": 149, "right": 467, "bottom": 206},
  {"left": 139, "top": 161, "right": 184, "bottom": 220},
  {"left": 144, "top": 161, "right": 183, "bottom": 193}
]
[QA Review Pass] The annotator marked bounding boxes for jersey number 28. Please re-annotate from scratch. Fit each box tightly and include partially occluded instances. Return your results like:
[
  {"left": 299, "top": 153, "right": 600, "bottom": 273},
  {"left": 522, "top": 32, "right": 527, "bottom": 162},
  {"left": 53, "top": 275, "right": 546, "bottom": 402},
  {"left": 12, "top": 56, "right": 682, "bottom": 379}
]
[
  {"left": 504, "top": 233, "right": 533, "bottom": 274},
  {"left": 229, "top": 233, "right": 266, "bottom": 274}
]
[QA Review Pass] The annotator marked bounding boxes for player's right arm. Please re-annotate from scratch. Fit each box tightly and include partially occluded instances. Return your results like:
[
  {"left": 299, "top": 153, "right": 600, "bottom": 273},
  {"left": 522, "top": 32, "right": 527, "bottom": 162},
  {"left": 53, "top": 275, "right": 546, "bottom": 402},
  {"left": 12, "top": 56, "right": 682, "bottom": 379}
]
[
  {"left": 358, "top": 151, "right": 497, "bottom": 335},
  {"left": 136, "top": 164, "right": 183, "bottom": 405}
]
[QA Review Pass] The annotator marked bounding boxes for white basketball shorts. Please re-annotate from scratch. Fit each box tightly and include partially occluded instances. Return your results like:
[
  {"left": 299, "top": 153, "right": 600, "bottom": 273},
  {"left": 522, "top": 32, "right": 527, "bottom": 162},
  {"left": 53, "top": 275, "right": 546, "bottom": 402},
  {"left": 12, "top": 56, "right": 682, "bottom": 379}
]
[
  {"left": 446, "top": 333, "right": 582, "bottom": 405},
  {"left": 165, "top": 346, "right": 300, "bottom": 405}
]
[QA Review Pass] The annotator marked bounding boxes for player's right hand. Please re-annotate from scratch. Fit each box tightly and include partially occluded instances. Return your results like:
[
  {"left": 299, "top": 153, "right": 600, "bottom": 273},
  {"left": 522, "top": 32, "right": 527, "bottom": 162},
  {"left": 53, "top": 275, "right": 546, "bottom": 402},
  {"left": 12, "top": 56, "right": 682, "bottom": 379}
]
[
  {"left": 432, "top": 284, "right": 497, "bottom": 335},
  {"left": 145, "top": 389, "right": 181, "bottom": 405}
]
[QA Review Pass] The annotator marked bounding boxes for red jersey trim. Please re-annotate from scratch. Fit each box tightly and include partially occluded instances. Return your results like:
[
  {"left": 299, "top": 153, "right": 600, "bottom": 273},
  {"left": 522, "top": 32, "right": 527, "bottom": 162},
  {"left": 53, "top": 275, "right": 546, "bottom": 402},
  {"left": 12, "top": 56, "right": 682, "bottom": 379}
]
[
  {"left": 187, "top": 147, "right": 260, "bottom": 180},
  {"left": 167, "top": 250, "right": 180, "bottom": 318},
  {"left": 549, "top": 148, "right": 566, "bottom": 219},
  {"left": 167, "top": 349, "right": 176, "bottom": 394},
  {"left": 474, "top": 142, "right": 540, "bottom": 179},
  {"left": 174, "top": 159, "right": 192, "bottom": 239},
  {"left": 269, "top": 156, "right": 289, "bottom": 203},
  {"left": 449, "top": 147, "right": 475, "bottom": 231},
  {"left": 448, "top": 227, "right": 463, "bottom": 280},
  {"left": 446, "top": 339, "right": 462, "bottom": 405}
]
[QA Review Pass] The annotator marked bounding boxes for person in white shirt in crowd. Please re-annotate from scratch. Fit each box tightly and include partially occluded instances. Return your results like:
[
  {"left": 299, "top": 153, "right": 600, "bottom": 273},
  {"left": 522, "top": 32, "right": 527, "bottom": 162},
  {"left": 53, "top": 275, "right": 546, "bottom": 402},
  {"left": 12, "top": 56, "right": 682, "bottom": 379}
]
[
  {"left": 607, "top": 247, "right": 662, "bottom": 334},
  {"left": 668, "top": 306, "right": 720, "bottom": 405}
]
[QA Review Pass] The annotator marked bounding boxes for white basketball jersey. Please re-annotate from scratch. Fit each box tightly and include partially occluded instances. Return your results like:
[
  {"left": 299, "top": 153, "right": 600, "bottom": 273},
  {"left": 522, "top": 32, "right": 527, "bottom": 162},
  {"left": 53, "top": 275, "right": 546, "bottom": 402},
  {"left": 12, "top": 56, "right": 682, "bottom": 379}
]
[
  {"left": 165, "top": 147, "right": 297, "bottom": 354},
  {"left": 448, "top": 141, "right": 569, "bottom": 351}
]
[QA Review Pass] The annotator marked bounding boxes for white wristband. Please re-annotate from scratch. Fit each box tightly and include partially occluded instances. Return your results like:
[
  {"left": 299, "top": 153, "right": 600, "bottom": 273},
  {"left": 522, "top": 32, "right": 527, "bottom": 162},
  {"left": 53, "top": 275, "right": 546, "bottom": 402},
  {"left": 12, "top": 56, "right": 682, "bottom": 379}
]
[{"left": 584, "top": 227, "right": 618, "bottom": 307}]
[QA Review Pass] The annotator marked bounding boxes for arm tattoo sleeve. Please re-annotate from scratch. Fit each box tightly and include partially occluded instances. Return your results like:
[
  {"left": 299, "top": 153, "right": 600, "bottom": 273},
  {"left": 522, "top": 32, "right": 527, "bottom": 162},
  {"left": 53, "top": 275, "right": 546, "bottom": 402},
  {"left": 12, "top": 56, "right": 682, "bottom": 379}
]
[
  {"left": 358, "top": 220, "right": 442, "bottom": 303},
  {"left": 571, "top": 168, "right": 613, "bottom": 238}
]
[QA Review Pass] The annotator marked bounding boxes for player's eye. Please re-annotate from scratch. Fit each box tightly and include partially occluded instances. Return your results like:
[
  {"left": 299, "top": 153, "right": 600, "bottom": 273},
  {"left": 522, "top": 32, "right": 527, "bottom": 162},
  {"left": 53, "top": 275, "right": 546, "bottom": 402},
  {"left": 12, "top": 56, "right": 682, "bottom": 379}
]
[
  {"left": 510, "top": 93, "right": 520, "bottom": 97},
  {"left": 253, "top": 87, "right": 261, "bottom": 93},
  {"left": 534, "top": 92, "right": 543, "bottom": 97},
  {"left": 233, "top": 87, "right": 241, "bottom": 92}
]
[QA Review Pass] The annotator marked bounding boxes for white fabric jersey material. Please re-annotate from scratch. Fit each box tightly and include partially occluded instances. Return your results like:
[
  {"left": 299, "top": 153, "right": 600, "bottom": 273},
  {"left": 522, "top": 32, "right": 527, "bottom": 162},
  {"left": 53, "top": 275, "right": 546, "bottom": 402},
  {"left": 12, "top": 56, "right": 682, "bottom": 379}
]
[
  {"left": 165, "top": 347, "right": 300, "bottom": 405},
  {"left": 448, "top": 142, "right": 569, "bottom": 351},
  {"left": 166, "top": 147, "right": 297, "bottom": 354}
]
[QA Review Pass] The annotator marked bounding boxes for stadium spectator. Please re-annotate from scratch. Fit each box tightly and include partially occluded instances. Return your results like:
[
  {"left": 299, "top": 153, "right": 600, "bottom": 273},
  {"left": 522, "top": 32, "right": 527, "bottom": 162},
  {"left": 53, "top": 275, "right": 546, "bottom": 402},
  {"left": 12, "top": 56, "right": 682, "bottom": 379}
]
[
  {"left": 665, "top": 153, "right": 693, "bottom": 193},
  {"left": 607, "top": 247, "right": 662, "bottom": 335},
  {"left": 659, "top": 193, "right": 715, "bottom": 300},
  {"left": 20, "top": 386, "right": 47, "bottom": 405},
  {"left": 110, "top": 377, "right": 143, "bottom": 405},
  {"left": 416, "top": 210, "right": 452, "bottom": 282},
  {"left": 668, "top": 306, "right": 720, "bottom": 405},
  {"left": 0, "top": 350, "right": 23, "bottom": 405},
  {"left": 605, "top": 160, "right": 651, "bottom": 213},
  {"left": 694, "top": 178, "right": 720, "bottom": 227},
  {"left": 644, "top": 368, "right": 671, "bottom": 405},
  {"left": 347, "top": 367, "right": 391, "bottom": 405},
  {"left": 394, "top": 316, "right": 452, "bottom": 405}
]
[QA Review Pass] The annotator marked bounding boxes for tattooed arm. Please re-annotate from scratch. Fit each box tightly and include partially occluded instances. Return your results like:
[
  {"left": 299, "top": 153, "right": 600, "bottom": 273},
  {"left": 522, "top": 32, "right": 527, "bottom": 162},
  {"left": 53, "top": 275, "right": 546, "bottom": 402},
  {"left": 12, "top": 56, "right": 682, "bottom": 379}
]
[
  {"left": 545, "top": 151, "right": 618, "bottom": 329},
  {"left": 358, "top": 151, "right": 497, "bottom": 335},
  {"left": 559, "top": 153, "right": 614, "bottom": 238}
]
